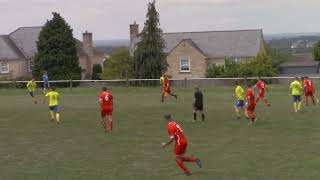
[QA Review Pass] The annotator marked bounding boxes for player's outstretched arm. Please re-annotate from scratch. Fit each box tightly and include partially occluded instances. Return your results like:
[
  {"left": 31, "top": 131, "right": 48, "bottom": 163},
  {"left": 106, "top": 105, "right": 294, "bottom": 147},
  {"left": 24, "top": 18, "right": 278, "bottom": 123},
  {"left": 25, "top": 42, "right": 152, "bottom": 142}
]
[{"left": 162, "top": 138, "right": 174, "bottom": 149}]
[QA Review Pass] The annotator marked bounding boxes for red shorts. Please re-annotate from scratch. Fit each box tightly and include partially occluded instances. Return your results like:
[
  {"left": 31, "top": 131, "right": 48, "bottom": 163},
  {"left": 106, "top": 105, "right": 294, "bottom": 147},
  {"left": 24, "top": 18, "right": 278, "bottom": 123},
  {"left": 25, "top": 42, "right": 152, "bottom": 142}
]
[
  {"left": 174, "top": 143, "right": 187, "bottom": 155},
  {"left": 163, "top": 87, "right": 171, "bottom": 94},
  {"left": 247, "top": 104, "right": 256, "bottom": 112},
  {"left": 101, "top": 108, "right": 113, "bottom": 117},
  {"left": 258, "top": 91, "right": 265, "bottom": 98},
  {"left": 305, "top": 91, "right": 314, "bottom": 96}
]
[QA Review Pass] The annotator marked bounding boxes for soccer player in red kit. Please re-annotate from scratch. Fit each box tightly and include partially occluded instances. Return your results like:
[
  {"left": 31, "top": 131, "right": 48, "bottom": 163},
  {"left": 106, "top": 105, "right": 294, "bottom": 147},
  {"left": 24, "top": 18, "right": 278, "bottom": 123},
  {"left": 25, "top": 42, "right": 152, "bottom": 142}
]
[
  {"left": 254, "top": 77, "right": 270, "bottom": 106},
  {"left": 161, "top": 76, "right": 177, "bottom": 102},
  {"left": 99, "top": 86, "right": 113, "bottom": 133},
  {"left": 246, "top": 84, "right": 257, "bottom": 124},
  {"left": 302, "top": 77, "right": 316, "bottom": 106},
  {"left": 162, "top": 114, "right": 202, "bottom": 176}
]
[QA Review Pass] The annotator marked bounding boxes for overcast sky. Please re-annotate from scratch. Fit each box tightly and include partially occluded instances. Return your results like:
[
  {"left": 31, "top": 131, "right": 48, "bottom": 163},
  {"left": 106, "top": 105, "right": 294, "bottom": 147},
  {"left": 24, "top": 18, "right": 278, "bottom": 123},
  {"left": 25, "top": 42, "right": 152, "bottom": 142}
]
[{"left": 0, "top": 0, "right": 319, "bottom": 40}]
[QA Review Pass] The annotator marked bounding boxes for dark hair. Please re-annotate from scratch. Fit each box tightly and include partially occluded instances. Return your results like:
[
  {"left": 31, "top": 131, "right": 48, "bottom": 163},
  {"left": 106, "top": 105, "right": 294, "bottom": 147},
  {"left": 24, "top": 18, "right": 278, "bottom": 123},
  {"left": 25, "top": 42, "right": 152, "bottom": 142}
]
[
  {"left": 51, "top": 86, "right": 56, "bottom": 91},
  {"left": 164, "top": 114, "right": 172, "bottom": 121},
  {"left": 102, "top": 86, "right": 108, "bottom": 91},
  {"left": 235, "top": 81, "right": 239, "bottom": 85}
]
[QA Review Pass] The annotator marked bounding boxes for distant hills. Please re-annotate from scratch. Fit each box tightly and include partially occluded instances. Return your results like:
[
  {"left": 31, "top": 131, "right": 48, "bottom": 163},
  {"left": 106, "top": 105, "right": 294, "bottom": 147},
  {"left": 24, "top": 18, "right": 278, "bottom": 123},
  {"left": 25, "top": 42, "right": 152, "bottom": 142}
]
[
  {"left": 93, "top": 32, "right": 320, "bottom": 54},
  {"left": 265, "top": 32, "right": 320, "bottom": 40},
  {"left": 94, "top": 39, "right": 129, "bottom": 47}
]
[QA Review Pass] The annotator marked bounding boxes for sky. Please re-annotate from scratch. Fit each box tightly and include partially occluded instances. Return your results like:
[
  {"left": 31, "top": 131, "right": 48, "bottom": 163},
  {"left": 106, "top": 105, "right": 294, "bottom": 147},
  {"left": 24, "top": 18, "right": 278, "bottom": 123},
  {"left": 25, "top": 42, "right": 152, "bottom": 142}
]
[{"left": 0, "top": 0, "right": 319, "bottom": 40}]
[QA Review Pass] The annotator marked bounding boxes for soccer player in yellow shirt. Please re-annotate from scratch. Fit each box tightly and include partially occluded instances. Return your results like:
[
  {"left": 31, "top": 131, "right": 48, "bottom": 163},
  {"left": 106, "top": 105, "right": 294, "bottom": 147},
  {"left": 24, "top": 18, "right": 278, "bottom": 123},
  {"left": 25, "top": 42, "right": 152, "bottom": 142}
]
[
  {"left": 42, "top": 87, "right": 61, "bottom": 124},
  {"left": 234, "top": 81, "right": 246, "bottom": 120},
  {"left": 160, "top": 75, "right": 167, "bottom": 98},
  {"left": 27, "top": 79, "right": 37, "bottom": 104},
  {"left": 289, "top": 77, "right": 303, "bottom": 112}
]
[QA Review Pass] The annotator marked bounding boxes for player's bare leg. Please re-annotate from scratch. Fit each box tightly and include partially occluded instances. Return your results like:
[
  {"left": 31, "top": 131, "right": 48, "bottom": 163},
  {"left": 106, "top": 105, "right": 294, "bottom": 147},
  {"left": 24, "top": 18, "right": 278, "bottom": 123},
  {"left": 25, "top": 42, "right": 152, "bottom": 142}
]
[
  {"left": 160, "top": 91, "right": 166, "bottom": 102},
  {"left": 175, "top": 154, "right": 201, "bottom": 176},
  {"left": 263, "top": 98, "right": 271, "bottom": 106},
  {"left": 311, "top": 95, "right": 316, "bottom": 106},
  {"left": 55, "top": 112, "right": 61, "bottom": 125},
  {"left": 50, "top": 110, "right": 55, "bottom": 122},
  {"left": 108, "top": 115, "right": 113, "bottom": 133},
  {"left": 235, "top": 107, "right": 244, "bottom": 120},
  {"left": 169, "top": 92, "right": 178, "bottom": 99},
  {"left": 247, "top": 111, "right": 256, "bottom": 124}
]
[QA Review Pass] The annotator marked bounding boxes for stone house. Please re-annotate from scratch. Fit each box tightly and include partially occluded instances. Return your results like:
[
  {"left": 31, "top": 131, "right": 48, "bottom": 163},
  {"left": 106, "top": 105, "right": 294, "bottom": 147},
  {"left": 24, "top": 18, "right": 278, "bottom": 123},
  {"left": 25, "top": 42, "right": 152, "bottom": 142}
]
[
  {"left": 0, "top": 27, "right": 104, "bottom": 80},
  {"left": 129, "top": 22, "right": 266, "bottom": 78}
]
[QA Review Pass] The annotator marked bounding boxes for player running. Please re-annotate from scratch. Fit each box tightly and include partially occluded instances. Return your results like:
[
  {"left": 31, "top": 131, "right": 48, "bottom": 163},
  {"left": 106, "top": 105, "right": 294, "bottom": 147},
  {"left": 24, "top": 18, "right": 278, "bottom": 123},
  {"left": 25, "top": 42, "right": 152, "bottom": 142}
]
[
  {"left": 161, "top": 76, "right": 177, "bottom": 102},
  {"left": 302, "top": 77, "right": 316, "bottom": 106},
  {"left": 254, "top": 77, "right": 271, "bottom": 106},
  {"left": 193, "top": 86, "right": 204, "bottom": 122},
  {"left": 246, "top": 84, "right": 257, "bottom": 124},
  {"left": 160, "top": 74, "right": 167, "bottom": 98},
  {"left": 42, "top": 71, "right": 50, "bottom": 94},
  {"left": 234, "top": 81, "right": 246, "bottom": 120},
  {"left": 99, "top": 86, "right": 114, "bottom": 133},
  {"left": 42, "top": 87, "right": 61, "bottom": 124},
  {"left": 162, "top": 114, "right": 202, "bottom": 176},
  {"left": 27, "top": 78, "right": 37, "bottom": 104},
  {"left": 289, "top": 77, "right": 303, "bottom": 113}
]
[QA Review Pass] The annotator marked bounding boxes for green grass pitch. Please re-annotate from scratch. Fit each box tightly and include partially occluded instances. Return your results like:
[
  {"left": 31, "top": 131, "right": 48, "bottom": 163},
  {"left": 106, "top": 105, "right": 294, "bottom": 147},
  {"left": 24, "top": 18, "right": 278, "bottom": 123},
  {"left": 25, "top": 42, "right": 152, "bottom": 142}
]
[{"left": 1, "top": 86, "right": 320, "bottom": 180}]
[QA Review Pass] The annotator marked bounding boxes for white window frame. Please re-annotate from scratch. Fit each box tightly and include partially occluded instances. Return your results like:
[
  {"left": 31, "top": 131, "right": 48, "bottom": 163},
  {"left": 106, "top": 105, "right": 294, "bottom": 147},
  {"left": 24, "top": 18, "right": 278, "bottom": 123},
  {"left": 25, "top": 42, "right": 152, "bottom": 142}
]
[
  {"left": 180, "top": 58, "right": 190, "bottom": 72},
  {"left": 0, "top": 62, "right": 9, "bottom": 74},
  {"left": 29, "top": 60, "right": 34, "bottom": 72}
]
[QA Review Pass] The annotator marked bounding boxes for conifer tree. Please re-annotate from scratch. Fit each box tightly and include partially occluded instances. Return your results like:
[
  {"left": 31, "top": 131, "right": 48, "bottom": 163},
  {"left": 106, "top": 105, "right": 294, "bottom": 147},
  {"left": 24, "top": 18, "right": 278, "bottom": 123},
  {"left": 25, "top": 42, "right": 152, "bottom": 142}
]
[
  {"left": 133, "top": 0, "right": 167, "bottom": 79},
  {"left": 33, "top": 12, "right": 81, "bottom": 80}
]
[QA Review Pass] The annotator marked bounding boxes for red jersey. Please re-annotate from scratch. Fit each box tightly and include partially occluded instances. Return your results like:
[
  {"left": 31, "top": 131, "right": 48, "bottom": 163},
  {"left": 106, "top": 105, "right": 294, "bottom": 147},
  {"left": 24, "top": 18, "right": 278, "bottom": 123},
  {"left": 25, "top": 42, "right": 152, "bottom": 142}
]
[
  {"left": 246, "top": 88, "right": 256, "bottom": 105},
  {"left": 256, "top": 80, "right": 267, "bottom": 93},
  {"left": 167, "top": 121, "right": 187, "bottom": 146},
  {"left": 163, "top": 79, "right": 170, "bottom": 88},
  {"left": 99, "top": 92, "right": 113, "bottom": 109},
  {"left": 304, "top": 79, "right": 314, "bottom": 92}
]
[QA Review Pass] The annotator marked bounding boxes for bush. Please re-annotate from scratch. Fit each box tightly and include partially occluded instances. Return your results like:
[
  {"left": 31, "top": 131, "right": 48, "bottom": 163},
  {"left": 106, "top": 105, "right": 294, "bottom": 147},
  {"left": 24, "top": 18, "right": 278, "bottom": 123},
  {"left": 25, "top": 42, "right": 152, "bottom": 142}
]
[
  {"left": 101, "top": 48, "right": 133, "bottom": 80},
  {"left": 206, "top": 53, "right": 277, "bottom": 79}
]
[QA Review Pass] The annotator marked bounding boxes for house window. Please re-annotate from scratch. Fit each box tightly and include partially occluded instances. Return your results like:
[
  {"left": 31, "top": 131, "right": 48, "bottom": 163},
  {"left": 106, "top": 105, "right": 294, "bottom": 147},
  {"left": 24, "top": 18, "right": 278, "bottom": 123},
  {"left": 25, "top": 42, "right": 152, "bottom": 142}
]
[
  {"left": 180, "top": 58, "right": 190, "bottom": 72},
  {"left": 29, "top": 61, "right": 34, "bottom": 72},
  {"left": 0, "top": 62, "right": 9, "bottom": 73}
]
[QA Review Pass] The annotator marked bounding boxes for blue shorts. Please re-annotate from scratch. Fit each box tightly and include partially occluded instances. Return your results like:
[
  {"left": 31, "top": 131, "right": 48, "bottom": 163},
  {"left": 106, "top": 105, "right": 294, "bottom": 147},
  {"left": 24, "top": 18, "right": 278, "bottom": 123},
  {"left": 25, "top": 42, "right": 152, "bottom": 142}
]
[
  {"left": 235, "top": 100, "right": 245, "bottom": 107},
  {"left": 29, "top": 91, "right": 35, "bottom": 97},
  {"left": 49, "top": 105, "right": 59, "bottom": 112},
  {"left": 292, "top": 95, "right": 301, "bottom": 102}
]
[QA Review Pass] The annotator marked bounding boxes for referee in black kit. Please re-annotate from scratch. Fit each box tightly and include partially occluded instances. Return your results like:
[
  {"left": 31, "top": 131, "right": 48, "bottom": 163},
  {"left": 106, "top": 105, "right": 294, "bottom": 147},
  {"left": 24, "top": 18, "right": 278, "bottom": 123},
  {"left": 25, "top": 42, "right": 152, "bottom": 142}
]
[{"left": 193, "top": 86, "right": 204, "bottom": 122}]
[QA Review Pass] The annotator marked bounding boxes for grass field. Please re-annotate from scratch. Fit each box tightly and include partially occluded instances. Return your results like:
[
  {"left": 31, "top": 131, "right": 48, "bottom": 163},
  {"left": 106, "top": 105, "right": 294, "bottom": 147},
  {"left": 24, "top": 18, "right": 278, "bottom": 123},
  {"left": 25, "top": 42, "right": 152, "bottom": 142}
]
[{"left": 1, "top": 86, "right": 320, "bottom": 180}]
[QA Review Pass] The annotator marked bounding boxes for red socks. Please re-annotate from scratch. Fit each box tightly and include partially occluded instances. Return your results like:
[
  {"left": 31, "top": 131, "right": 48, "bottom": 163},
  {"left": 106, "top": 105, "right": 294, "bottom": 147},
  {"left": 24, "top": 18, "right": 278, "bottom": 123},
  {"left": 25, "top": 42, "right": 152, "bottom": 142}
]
[
  {"left": 181, "top": 157, "right": 197, "bottom": 162},
  {"left": 175, "top": 158, "right": 190, "bottom": 174},
  {"left": 110, "top": 121, "right": 113, "bottom": 131},
  {"left": 101, "top": 120, "right": 107, "bottom": 130}
]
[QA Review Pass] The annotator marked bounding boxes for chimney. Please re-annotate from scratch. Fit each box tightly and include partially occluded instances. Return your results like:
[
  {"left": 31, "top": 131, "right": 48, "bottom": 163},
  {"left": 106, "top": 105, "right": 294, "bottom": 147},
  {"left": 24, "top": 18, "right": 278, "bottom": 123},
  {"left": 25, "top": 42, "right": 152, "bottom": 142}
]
[
  {"left": 83, "top": 30, "right": 93, "bottom": 56},
  {"left": 130, "top": 21, "right": 139, "bottom": 43}
]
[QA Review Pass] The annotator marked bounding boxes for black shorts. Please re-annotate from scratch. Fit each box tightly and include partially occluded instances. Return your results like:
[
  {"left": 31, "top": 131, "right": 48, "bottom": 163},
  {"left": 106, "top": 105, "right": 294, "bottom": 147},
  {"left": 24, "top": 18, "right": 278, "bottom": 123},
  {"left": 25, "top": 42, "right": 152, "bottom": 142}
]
[{"left": 193, "top": 103, "right": 203, "bottom": 111}]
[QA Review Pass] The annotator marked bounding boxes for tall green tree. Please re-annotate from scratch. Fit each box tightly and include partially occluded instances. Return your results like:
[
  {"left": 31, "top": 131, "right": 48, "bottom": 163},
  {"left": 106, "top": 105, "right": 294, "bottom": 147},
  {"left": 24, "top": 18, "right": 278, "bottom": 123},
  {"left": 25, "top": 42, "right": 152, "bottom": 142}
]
[
  {"left": 101, "top": 48, "right": 133, "bottom": 80},
  {"left": 313, "top": 41, "right": 320, "bottom": 61},
  {"left": 133, "top": 0, "right": 167, "bottom": 79},
  {"left": 33, "top": 12, "right": 81, "bottom": 80},
  {"left": 91, "top": 64, "right": 102, "bottom": 80}
]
